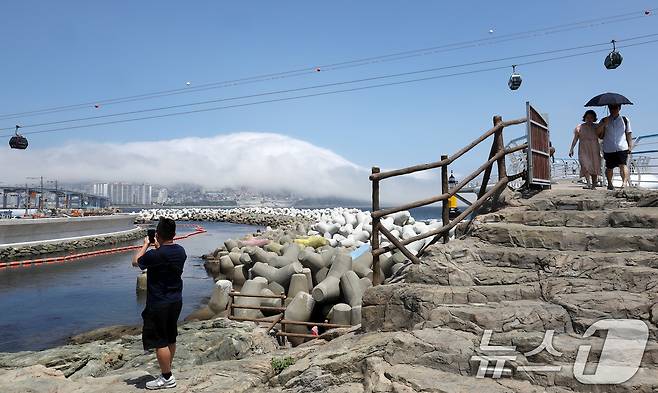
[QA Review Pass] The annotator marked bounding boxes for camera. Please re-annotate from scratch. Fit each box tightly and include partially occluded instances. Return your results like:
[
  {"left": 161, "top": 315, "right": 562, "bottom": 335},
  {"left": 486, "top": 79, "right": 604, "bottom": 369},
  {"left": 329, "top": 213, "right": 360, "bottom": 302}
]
[{"left": 147, "top": 229, "right": 156, "bottom": 244}]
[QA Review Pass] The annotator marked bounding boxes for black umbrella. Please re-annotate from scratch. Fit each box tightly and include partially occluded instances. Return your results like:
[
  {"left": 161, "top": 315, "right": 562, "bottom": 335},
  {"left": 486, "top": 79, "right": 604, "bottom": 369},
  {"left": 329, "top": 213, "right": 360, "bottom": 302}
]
[{"left": 585, "top": 92, "right": 633, "bottom": 107}]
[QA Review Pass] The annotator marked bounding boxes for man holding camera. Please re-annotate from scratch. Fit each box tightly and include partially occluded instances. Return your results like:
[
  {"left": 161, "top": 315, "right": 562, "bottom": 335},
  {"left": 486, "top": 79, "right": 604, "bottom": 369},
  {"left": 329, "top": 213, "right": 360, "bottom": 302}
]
[{"left": 132, "top": 217, "right": 187, "bottom": 390}]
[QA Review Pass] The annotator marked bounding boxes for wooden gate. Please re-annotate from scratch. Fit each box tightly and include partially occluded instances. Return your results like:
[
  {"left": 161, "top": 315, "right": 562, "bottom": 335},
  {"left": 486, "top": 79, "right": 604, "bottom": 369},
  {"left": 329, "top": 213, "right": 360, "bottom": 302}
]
[{"left": 526, "top": 102, "right": 551, "bottom": 186}]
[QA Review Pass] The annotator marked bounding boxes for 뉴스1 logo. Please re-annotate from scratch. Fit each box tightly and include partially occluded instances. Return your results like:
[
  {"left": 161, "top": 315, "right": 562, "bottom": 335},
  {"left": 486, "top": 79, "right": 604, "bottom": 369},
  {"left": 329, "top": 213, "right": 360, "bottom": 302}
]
[{"left": 471, "top": 319, "right": 649, "bottom": 384}]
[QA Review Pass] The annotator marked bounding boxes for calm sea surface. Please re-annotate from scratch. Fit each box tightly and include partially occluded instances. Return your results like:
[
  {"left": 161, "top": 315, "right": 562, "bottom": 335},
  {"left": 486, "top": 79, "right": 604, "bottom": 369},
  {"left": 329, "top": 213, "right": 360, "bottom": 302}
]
[{"left": 0, "top": 221, "right": 261, "bottom": 353}]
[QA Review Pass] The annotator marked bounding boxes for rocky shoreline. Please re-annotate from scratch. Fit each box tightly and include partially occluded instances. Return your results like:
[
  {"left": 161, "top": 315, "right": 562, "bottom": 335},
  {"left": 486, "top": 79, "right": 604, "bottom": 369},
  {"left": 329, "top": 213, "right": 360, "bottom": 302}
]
[{"left": 3, "top": 188, "right": 658, "bottom": 391}]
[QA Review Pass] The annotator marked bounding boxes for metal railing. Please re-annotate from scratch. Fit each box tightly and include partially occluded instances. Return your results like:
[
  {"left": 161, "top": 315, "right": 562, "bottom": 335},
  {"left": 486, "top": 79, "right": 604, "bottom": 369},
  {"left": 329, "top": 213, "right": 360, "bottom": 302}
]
[
  {"left": 227, "top": 291, "right": 350, "bottom": 342},
  {"left": 543, "top": 133, "right": 658, "bottom": 188},
  {"left": 369, "top": 114, "right": 531, "bottom": 284},
  {"left": 552, "top": 158, "right": 581, "bottom": 181},
  {"left": 505, "top": 135, "right": 530, "bottom": 189},
  {"left": 629, "top": 133, "right": 658, "bottom": 188}
]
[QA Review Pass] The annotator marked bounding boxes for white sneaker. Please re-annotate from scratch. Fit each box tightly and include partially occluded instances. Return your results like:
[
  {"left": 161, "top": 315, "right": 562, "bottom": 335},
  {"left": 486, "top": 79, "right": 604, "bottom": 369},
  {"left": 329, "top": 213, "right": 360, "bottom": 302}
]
[{"left": 146, "top": 374, "right": 176, "bottom": 390}]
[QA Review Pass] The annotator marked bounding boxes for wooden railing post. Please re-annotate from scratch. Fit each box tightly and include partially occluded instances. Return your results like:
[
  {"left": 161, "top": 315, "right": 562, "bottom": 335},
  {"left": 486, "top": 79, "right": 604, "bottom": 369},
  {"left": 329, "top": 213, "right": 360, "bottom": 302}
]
[
  {"left": 440, "top": 155, "right": 450, "bottom": 244},
  {"left": 478, "top": 116, "right": 503, "bottom": 199},
  {"left": 493, "top": 115, "right": 507, "bottom": 180},
  {"left": 371, "top": 167, "right": 381, "bottom": 286}
]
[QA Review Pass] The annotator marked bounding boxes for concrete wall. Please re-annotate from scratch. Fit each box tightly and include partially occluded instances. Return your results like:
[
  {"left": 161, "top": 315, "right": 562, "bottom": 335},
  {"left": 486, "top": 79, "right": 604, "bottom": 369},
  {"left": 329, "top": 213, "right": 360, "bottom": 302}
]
[{"left": 0, "top": 215, "right": 137, "bottom": 245}]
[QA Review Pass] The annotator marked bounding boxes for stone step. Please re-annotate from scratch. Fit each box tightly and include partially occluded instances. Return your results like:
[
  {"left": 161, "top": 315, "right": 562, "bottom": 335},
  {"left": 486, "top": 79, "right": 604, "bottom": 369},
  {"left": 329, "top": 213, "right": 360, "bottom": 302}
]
[
  {"left": 484, "top": 330, "right": 658, "bottom": 369},
  {"left": 367, "top": 362, "right": 569, "bottom": 393},
  {"left": 362, "top": 282, "right": 543, "bottom": 332},
  {"left": 479, "top": 207, "right": 658, "bottom": 229},
  {"left": 548, "top": 290, "right": 657, "bottom": 336},
  {"left": 457, "top": 262, "right": 658, "bottom": 294},
  {"left": 517, "top": 363, "right": 658, "bottom": 392},
  {"left": 415, "top": 300, "right": 573, "bottom": 335},
  {"left": 470, "top": 222, "right": 658, "bottom": 252},
  {"left": 462, "top": 264, "right": 541, "bottom": 286},
  {"left": 469, "top": 242, "right": 658, "bottom": 270},
  {"left": 522, "top": 192, "right": 632, "bottom": 212}
]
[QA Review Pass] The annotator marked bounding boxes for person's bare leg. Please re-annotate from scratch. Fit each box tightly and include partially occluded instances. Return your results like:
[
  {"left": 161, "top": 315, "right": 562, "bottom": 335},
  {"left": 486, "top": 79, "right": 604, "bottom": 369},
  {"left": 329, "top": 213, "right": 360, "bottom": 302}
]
[
  {"left": 591, "top": 175, "right": 598, "bottom": 189},
  {"left": 168, "top": 343, "right": 176, "bottom": 368},
  {"left": 156, "top": 347, "right": 172, "bottom": 375},
  {"left": 620, "top": 164, "right": 630, "bottom": 187},
  {"left": 606, "top": 168, "right": 614, "bottom": 189}
]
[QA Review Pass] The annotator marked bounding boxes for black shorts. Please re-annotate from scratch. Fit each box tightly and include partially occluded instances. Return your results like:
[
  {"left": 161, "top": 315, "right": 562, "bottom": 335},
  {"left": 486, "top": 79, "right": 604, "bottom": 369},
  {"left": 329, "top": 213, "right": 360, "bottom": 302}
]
[
  {"left": 142, "top": 300, "right": 182, "bottom": 350},
  {"left": 603, "top": 150, "right": 629, "bottom": 169}
]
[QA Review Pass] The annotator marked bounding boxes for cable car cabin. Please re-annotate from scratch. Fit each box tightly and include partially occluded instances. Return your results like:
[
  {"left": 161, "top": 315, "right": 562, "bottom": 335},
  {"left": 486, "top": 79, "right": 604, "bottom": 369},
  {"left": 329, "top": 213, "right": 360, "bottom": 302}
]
[
  {"left": 508, "top": 73, "right": 522, "bottom": 90},
  {"left": 9, "top": 135, "right": 29, "bottom": 149},
  {"left": 604, "top": 51, "right": 623, "bottom": 69}
]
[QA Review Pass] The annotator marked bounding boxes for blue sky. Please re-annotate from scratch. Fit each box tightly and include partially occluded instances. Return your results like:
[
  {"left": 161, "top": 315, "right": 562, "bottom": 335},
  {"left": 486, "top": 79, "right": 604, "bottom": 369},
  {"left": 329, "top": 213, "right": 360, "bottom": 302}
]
[{"left": 1, "top": 1, "right": 657, "bottom": 185}]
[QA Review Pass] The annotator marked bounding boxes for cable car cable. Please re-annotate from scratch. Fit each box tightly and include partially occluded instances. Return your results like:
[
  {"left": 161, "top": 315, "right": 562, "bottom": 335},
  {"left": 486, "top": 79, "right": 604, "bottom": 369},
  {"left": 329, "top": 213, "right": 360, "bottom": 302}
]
[
  {"left": 1, "top": 32, "right": 655, "bottom": 133},
  {"left": 2, "top": 37, "right": 656, "bottom": 139},
  {"left": 0, "top": 7, "right": 653, "bottom": 120}
]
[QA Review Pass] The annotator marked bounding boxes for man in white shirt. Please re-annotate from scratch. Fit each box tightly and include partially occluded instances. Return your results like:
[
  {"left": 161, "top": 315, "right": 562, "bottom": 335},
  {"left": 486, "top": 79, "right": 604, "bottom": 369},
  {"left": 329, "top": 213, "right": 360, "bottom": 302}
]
[{"left": 596, "top": 104, "right": 633, "bottom": 190}]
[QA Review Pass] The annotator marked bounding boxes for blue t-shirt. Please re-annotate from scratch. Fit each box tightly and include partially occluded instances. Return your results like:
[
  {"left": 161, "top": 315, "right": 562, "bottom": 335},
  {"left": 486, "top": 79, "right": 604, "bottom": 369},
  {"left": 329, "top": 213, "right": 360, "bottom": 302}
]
[{"left": 138, "top": 244, "right": 187, "bottom": 305}]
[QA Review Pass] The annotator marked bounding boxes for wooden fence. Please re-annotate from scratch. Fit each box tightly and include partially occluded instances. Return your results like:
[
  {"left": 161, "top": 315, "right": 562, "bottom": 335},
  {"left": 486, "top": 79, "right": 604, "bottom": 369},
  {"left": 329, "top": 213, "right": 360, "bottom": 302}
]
[
  {"left": 369, "top": 111, "right": 536, "bottom": 285},
  {"left": 227, "top": 291, "right": 351, "bottom": 342}
]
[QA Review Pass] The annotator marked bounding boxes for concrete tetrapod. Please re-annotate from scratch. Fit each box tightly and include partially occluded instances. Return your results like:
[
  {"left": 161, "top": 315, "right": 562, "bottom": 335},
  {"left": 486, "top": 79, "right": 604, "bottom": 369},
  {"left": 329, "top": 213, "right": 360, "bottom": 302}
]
[
  {"left": 204, "top": 260, "right": 221, "bottom": 277},
  {"left": 224, "top": 239, "right": 240, "bottom": 252},
  {"left": 327, "top": 303, "right": 352, "bottom": 325},
  {"left": 136, "top": 271, "right": 147, "bottom": 292},
  {"left": 251, "top": 261, "right": 303, "bottom": 287},
  {"left": 268, "top": 255, "right": 296, "bottom": 268},
  {"left": 260, "top": 288, "right": 284, "bottom": 316},
  {"left": 351, "top": 305, "right": 362, "bottom": 325},
  {"left": 219, "top": 255, "right": 234, "bottom": 277},
  {"left": 233, "top": 277, "right": 268, "bottom": 319},
  {"left": 284, "top": 292, "right": 315, "bottom": 346},
  {"left": 286, "top": 273, "right": 311, "bottom": 306},
  {"left": 232, "top": 265, "right": 247, "bottom": 286},
  {"left": 320, "top": 248, "right": 337, "bottom": 265},
  {"left": 301, "top": 268, "right": 313, "bottom": 292},
  {"left": 228, "top": 251, "right": 242, "bottom": 266},
  {"left": 268, "top": 281, "right": 285, "bottom": 296},
  {"left": 282, "top": 243, "right": 302, "bottom": 259},
  {"left": 312, "top": 253, "right": 353, "bottom": 303},
  {"left": 340, "top": 271, "right": 365, "bottom": 307},
  {"left": 314, "top": 267, "right": 329, "bottom": 285},
  {"left": 352, "top": 250, "right": 373, "bottom": 279},
  {"left": 298, "top": 248, "right": 328, "bottom": 272},
  {"left": 246, "top": 247, "right": 273, "bottom": 264},
  {"left": 239, "top": 253, "right": 253, "bottom": 268},
  {"left": 208, "top": 280, "right": 232, "bottom": 314},
  {"left": 264, "top": 242, "right": 284, "bottom": 255}
]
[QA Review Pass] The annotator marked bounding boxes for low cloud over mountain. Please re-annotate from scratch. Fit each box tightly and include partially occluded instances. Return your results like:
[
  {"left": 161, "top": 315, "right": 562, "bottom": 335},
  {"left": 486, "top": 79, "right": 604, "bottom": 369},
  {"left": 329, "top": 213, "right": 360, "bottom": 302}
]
[{"left": 2, "top": 132, "right": 440, "bottom": 204}]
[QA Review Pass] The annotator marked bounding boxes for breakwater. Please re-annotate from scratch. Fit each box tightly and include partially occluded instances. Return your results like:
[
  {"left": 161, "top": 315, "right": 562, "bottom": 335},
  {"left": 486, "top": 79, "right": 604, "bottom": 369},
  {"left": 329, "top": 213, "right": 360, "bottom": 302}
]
[
  {"left": 197, "top": 207, "right": 443, "bottom": 343},
  {"left": 135, "top": 207, "right": 352, "bottom": 228},
  {"left": 0, "top": 227, "right": 146, "bottom": 263},
  {"left": 0, "top": 215, "right": 136, "bottom": 244}
]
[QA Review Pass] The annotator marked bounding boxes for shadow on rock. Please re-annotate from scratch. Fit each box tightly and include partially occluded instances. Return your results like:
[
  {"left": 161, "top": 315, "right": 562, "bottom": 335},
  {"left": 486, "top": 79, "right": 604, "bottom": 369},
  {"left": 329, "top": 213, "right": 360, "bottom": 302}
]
[{"left": 124, "top": 375, "right": 153, "bottom": 389}]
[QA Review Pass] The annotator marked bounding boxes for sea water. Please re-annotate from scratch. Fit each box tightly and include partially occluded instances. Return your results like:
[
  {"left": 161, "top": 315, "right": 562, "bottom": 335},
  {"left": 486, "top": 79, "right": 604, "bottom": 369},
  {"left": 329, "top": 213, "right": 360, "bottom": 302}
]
[{"left": 0, "top": 221, "right": 261, "bottom": 352}]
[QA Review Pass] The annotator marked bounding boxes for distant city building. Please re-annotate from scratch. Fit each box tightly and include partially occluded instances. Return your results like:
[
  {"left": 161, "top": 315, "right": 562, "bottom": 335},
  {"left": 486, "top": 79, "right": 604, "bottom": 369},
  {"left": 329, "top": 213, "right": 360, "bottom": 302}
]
[
  {"left": 92, "top": 183, "right": 108, "bottom": 197},
  {"left": 92, "top": 182, "right": 152, "bottom": 205},
  {"left": 156, "top": 188, "right": 168, "bottom": 204}
]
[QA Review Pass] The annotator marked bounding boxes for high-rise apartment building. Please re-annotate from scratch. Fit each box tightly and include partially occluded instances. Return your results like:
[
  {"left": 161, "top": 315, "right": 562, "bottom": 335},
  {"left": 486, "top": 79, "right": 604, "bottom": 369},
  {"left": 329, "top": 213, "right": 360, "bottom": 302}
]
[{"left": 92, "top": 182, "right": 152, "bottom": 205}]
